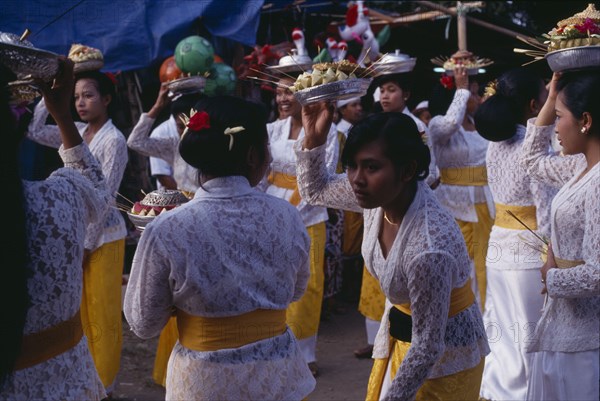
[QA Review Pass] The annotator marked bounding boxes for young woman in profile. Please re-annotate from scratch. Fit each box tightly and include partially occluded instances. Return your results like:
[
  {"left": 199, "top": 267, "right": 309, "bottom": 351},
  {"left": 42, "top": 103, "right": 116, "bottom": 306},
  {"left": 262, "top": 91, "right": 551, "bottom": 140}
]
[
  {"left": 124, "top": 95, "right": 315, "bottom": 400},
  {"left": 521, "top": 70, "right": 599, "bottom": 401},
  {"left": 474, "top": 67, "right": 556, "bottom": 401},
  {"left": 295, "top": 102, "right": 489, "bottom": 400}
]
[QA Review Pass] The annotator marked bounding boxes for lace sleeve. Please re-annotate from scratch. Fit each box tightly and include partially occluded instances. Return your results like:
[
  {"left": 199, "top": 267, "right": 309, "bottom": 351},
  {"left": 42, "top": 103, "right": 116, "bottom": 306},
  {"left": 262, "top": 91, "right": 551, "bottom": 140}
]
[
  {"left": 127, "top": 113, "right": 178, "bottom": 165},
  {"left": 428, "top": 89, "right": 470, "bottom": 146},
  {"left": 26, "top": 99, "right": 66, "bottom": 149},
  {"left": 294, "top": 141, "right": 362, "bottom": 213},
  {"left": 546, "top": 177, "right": 600, "bottom": 298},
  {"left": 324, "top": 124, "right": 340, "bottom": 174},
  {"left": 529, "top": 178, "right": 556, "bottom": 238},
  {"left": 385, "top": 252, "right": 453, "bottom": 401},
  {"left": 521, "top": 119, "right": 584, "bottom": 188},
  {"left": 56, "top": 143, "right": 110, "bottom": 248},
  {"left": 124, "top": 223, "right": 174, "bottom": 339}
]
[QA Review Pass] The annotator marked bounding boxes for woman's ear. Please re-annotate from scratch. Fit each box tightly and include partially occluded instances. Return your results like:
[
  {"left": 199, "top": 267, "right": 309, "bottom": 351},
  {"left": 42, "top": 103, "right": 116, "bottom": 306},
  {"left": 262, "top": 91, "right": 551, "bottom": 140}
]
[
  {"left": 401, "top": 160, "right": 417, "bottom": 182},
  {"left": 102, "top": 94, "right": 112, "bottom": 108},
  {"left": 581, "top": 111, "right": 593, "bottom": 134},
  {"left": 529, "top": 98, "right": 539, "bottom": 115}
]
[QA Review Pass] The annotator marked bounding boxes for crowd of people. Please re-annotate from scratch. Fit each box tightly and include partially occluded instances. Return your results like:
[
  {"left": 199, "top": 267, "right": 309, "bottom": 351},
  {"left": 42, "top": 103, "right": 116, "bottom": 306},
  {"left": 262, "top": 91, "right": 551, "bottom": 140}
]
[{"left": 0, "top": 26, "right": 598, "bottom": 401}]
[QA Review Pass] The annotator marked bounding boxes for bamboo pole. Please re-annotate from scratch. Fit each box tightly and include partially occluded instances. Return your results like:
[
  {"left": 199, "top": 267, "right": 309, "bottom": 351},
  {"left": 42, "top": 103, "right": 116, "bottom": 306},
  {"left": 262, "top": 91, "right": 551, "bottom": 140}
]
[{"left": 457, "top": 1, "right": 468, "bottom": 50}]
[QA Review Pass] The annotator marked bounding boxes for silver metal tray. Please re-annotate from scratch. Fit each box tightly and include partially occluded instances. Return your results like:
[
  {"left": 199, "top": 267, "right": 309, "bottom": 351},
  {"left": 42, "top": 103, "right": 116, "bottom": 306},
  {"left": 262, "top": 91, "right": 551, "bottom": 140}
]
[
  {"left": 371, "top": 59, "right": 417, "bottom": 76},
  {"left": 444, "top": 67, "right": 481, "bottom": 76},
  {"left": 294, "top": 78, "right": 372, "bottom": 106},
  {"left": 140, "top": 189, "right": 190, "bottom": 207},
  {"left": 166, "top": 75, "right": 206, "bottom": 94},
  {"left": 545, "top": 45, "right": 600, "bottom": 72},
  {"left": 0, "top": 41, "right": 60, "bottom": 80},
  {"left": 126, "top": 212, "right": 155, "bottom": 231}
]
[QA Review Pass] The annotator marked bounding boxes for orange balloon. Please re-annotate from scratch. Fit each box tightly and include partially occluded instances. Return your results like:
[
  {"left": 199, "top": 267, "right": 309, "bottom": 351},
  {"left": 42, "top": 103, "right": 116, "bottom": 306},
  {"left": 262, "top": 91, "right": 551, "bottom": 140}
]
[
  {"left": 213, "top": 54, "right": 224, "bottom": 63},
  {"left": 159, "top": 56, "right": 182, "bottom": 83}
]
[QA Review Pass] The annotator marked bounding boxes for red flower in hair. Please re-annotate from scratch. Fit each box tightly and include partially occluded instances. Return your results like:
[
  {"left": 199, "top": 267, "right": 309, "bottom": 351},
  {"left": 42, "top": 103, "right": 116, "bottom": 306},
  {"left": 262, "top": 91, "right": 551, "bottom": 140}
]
[
  {"left": 104, "top": 72, "right": 118, "bottom": 86},
  {"left": 188, "top": 111, "right": 211, "bottom": 132},
  {"left": 440, "top": 74, "right": 455, "bottom": 90}
]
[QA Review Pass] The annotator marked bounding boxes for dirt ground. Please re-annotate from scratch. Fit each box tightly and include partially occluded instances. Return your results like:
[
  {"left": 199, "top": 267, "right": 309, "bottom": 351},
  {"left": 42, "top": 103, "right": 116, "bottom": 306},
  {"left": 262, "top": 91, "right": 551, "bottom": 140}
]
[{"left": 112, "top": 300, "right": 374, "bottom": 401}]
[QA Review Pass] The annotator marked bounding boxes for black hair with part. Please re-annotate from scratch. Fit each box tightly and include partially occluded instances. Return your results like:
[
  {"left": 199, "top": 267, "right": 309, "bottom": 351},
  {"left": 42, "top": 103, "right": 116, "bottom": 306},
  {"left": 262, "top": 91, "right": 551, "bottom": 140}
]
[
  {"left": 0, "top": 65, "right": 29, "bottom": 389},
  {"left": 557, "top": 69, "right": 600, "bottom": 138},
  {"left": 342, "top": 112, "right": 430, "bottom": 181},
  {"left": 372, "top": 72, "right": 414, "bottom": 93},
  {"left": 179, "top": 95, "right": 269, "bottom": 178},
  {"left": 474, "top": 68, "right": 545, "bottom": 142}
]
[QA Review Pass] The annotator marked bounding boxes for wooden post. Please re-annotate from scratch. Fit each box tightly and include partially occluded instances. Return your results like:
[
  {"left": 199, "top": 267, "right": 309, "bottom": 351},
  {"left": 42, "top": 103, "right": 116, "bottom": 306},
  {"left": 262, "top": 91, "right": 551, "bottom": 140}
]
[{"left": 457, "top": 2, "right": 467, "bottom": 50}]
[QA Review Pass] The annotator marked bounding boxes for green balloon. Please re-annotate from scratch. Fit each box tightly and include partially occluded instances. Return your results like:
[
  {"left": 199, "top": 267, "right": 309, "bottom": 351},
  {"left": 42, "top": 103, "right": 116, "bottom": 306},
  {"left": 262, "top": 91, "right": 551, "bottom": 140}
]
[
  {"left": 174, "top": 35, "right": 214, "bottom": 75},
  {"left": 204, "top": 63, "right": 237, "bottom": 96}
]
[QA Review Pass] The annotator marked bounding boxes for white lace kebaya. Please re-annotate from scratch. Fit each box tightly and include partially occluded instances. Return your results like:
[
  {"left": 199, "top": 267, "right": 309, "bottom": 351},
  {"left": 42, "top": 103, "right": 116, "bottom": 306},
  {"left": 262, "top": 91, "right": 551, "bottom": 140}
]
[
  {"left": 27, "top": 99, "right": 127, "bottom": 250},
  {"left": 294, "top": 142, "right": 489, "bottom": 401},
  {"left": 124, "top": 176, "right": 315, "bottom": 400},
  {"left": 521, "top": 119, "right": 599, "bottom": 354},
  {"left": 0, "top": 144, "right": 109, "bottom": 401}
]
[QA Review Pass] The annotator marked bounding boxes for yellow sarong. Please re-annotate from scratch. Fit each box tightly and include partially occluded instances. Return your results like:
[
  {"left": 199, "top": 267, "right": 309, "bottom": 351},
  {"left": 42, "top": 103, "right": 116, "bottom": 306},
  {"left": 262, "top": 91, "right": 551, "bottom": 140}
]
[
  {"left": 81, "top": 238, "right": 125, "bottom": 389},
  {"left": 366, "top": 339, "right": 484, "bottom": 401},
  {"left": 287, "top": 222, "right": 326, "bottom": 340},
  {"left": 456, "top": 203, "right": 493, "bottom": 310},
  {"left": 152, "top": 316, "right": 179, "bottom": 387},
  {"left": 358, "top": 266, "right": 385, "bottom": 322}
]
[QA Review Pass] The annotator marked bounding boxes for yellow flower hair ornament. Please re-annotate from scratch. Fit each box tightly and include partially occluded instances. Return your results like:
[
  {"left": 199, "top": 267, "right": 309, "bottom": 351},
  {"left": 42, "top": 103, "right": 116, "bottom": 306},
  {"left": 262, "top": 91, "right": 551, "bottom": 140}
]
[
  {"left": 224, "top": 126, "right": 246, "bottom": 151},
  {"left": 484, "top": 79, "right": 498, "bottom": 99}
]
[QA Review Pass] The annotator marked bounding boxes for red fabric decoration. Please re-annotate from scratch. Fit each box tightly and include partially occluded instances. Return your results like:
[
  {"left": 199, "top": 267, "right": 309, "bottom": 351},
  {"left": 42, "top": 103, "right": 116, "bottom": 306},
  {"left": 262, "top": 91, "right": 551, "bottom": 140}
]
[
  {"left": 188, "top": 111, "right": 211, "bottom": 131},
  {"left": 346, "top": 4, "right": 358, "bottom": 27},
  {"left": 440, "top": 74, "right": 455, "bottom": 90},
  {"left": 104, "top": 72, "right": 118, "bottom": 86}
]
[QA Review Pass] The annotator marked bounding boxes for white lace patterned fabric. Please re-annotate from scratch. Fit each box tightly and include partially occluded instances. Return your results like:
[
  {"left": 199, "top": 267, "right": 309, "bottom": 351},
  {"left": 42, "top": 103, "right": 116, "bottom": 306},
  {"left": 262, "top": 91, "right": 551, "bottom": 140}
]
[
  {"left": 124, "top": 176, "right": 315, "bottom": 400},
  {"left": 429, "top": 89, "right": 494, "bottom": 222},
  {"left": 148, "top": 116, "right": 178, "bottom": 189},
  {"left": 521, "top": 119, "right": 600, "bottom": 353},
  {"left": 294, "top": 143, "right": 489, "bottom": 401},
  {"left": 486, "top": 124, "right": 558, "bottom": 269},
  {"left": 0, "top": 144, "right": 109, "bottom": 401},
  {"left": 127, "top": 113, "right": 199, "bottom": 193},
  {"left": 261, "top": 116, "right": 339, "bottom": 227},
  {"left": 27, "top": 99, "right": 127, "bottom": 250}
]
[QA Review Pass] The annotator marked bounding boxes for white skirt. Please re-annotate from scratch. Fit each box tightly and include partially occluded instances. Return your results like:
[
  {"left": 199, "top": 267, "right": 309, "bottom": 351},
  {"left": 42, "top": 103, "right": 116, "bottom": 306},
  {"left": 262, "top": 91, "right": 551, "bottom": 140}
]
[
  {"left": 527, "top": 349, "right": 599, "bottom": 401},
  {"left": 480, "top": 267, "right": 544, "bottom": 400}
]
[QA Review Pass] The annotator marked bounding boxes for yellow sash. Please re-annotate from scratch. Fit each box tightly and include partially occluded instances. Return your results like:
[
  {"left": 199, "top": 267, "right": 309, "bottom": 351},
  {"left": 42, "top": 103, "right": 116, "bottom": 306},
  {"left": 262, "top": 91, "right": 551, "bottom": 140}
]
[
  {"left": 440, "top": 166, "right": 488, "bottom": 186},
  {"left": 395, "top": 279, "right": 475, "bottom": 317},
  {"left": 555, "top": 258, "right": 584, "bottom": 269},
  {"left": 268, "top": 172, "right": 301, "bottom": 206},
  {"left": 15, "top": 310, "right": 83, "bottom": 371},
  {"left": 494, "top": 203, "right": 538, "bottom": 230},
  {"left": 176, "top": 309, "right": 287, "bottom": 352}
]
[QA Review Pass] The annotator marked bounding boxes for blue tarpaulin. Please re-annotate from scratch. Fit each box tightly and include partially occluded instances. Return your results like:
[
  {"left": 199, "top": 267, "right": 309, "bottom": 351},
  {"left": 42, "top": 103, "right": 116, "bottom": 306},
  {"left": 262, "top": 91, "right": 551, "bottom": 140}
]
[{"left": 1, "top": 0, "right": 264, "bottom": 71}]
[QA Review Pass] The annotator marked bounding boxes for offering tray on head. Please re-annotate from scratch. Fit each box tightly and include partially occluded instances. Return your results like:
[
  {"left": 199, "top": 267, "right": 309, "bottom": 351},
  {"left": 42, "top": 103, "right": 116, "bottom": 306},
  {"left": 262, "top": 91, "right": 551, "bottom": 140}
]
[
  {"left": 69, "top": 43, "right": 105, "bottom": 73},
  {"left": 0, "top": 32, "right": 60, "bottom": 81},
  {"left": 289, "top": 60, "right": 372, "bottom": 106},
  {"left": 266, "top": 49, "right": 313, "bottom": 74},
  {"left": 431, "top": 50, "right": 493, "bottom": 76},
  {"left": 166, "top": 75, "right": 206, "bottom": 95},
  {"left": 370, "top": 50, "right": 417, "bottom": 76},
  {"left": 126, "top": 189, "right": 190, "bottom": 231},
  {"left": 545, "top": 45, "right": 600, "bottom": 72}
]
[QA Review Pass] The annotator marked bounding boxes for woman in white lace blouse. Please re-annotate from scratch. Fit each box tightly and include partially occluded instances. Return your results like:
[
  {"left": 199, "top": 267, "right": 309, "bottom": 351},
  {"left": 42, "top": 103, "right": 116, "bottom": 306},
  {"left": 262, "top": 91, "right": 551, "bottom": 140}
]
[
  {"left": 429, "top": 66, "right": 493, "bottom": 310},
  {"left": 295, "top": 103, "right": 489, "bottom": 401},
  {"left": 0, "top": 60, "right": 109, "bottom": 400},
  {"left": 473, "top": 68, "right": 556, "bottom": 401},
  {"left": 127, "top": 86, "right": 201, "bottom": 195},
  {"left": 521, "top": 71, "right": 599, "bottom": 401},
  {"left": 26, "top": 69, "right": 127, "bottom": 392},
  {"left": 124, "top": 95, "right": 315, "bottom": 400}
]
